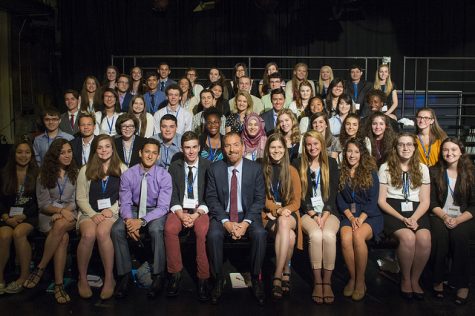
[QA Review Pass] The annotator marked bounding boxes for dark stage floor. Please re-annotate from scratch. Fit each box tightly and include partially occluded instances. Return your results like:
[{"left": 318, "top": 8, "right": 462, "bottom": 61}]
[{"left": 1, "top": 247, "right": 474, "bottom": 316}]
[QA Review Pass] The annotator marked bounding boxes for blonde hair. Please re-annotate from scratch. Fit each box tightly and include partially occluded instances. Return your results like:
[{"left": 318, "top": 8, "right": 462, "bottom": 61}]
[
  {"left": 318, "top": 65, "right": 334, "bottom": 94},
  {"left": 233, "top": 90, "right": 254, "bottom": 115},
  {"left": 299, "top": 130, "right": 330, "bottom": 201},
  {"left": 374, "top": 64, "right": 393, "bottom": 97},
  {"left": 276, "top": 109, "right": 301, "bottom": 144}
]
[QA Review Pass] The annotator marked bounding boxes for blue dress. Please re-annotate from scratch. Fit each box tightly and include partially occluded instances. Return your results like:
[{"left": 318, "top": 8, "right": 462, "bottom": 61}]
[{"left": 337, "top": 171, "right": 383, "bottom": 240}]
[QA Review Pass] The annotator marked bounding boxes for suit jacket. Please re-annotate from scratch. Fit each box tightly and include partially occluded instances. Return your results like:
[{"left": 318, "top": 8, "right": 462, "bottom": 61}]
[
  {"left": 206, "top": 158, "right": 265, "bottom": 223},
  {"left": 260, "top": 109, "right": 276, "bottom": 136},
  {"left": 120, "top": 92, "right": 133, "bottom": 112},
  {"left": 114, "top": 135, "right": 145, "bottom": 167},
  {"left": 168, "top": 157, "right": 211, "bottom": 209},
  {"left": 345, "top": 80, "right": 373, "bottom": 116},
  {"left": 70, "top": 136, "right": 85, "bottom": 167},
  {"left": 60, "top": 112, "right": 79, "bottom": 136}
]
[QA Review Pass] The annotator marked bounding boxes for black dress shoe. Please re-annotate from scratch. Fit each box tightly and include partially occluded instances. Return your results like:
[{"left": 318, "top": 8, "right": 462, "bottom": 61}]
[
  {"left": 211, "top": 277, "right": 224, "bottom": 305},
  {"left": 167, "top": 272, "right": 181, "bottom": 297},
  {"left": 147, "top": 274, "right": 164, "bottom": 299},
  {"left": 198, "top": 278, "right": 210, "bottom": 302},
  {"left": 114, "top": 273, "right": 130, "bottom": 299},
  {"left": 251, "top": 278, "right": 265, "bottom": 305},
  {"left": 413, "top": 292, "right": 425, "bottom": 301},
  {"left": 400, "top": 290, "right": 413, "bottom": 300}
]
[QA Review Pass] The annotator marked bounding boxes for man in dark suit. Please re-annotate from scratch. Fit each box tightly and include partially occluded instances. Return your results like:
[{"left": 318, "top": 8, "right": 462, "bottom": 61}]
[
  {"left": 206, "top": 132, "right": 267, "bottom": 305},
  {"left": 69, "top": 112, "right": 95, "bottom": 167},
  {"left": 260, "top": 88, "right": 286, "bottom": 136},
  {"left": 157, "top": 62, "right": 177, "bottom": 92},
  {"left": 164, "top": 131, "right": 212, "bottom": 301},
  {"left": 59, "top": 89, "right": 80, "bottom": 136},
  {"left": 345, "top": 65, "right": 373, "bottom": 117},
  {"left": 116, "top": 74, "right": 133, "bottom": 112}
]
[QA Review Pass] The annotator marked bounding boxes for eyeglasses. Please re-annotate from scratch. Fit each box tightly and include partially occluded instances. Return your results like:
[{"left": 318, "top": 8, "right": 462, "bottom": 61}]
[
  {"left": 397, "top": 142, "right": 415, "bottom": 148},
  {"left": 121, "top": 125, "right": 135, "bottom": 130},
  {"left": 416, "top": 116, "right": 432, "bottom": 121}
]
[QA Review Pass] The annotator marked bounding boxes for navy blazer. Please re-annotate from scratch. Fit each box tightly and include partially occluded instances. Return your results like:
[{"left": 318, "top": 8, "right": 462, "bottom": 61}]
[
  {"left": 206, "top": 158, "right": 265, "bottom": 223},
  {"left": 168, "top": 157, "right": 211, "bottom": 209},
  {"left": 120, "top": 92, "right": 133, "bottom": 112},
  {"left": 70, "top": 136, "right": 85, "bottom": 167},
  {"left": 114, "top": 135, "right": 145, "bottom": 168},
  {"left": 260, "top": 109, "right": 276, "bottom": 136}
]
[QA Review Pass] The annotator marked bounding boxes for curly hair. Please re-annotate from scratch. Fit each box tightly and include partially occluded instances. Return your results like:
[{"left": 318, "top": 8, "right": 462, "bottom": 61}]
[
  {"left": 433, "top": 137, "right": 475, "bottom": 201},
  {"left": 262, "top": 133, "right": 293, "bottom": 205},
  {"left": 385, "top": 133, "right": 422, "bottom": 189},
  {"left": 40, "top": 139, "right": 78, "bottom": 189},
  {"left": 299, "top": 130, "right": 330, "bottom": 201},
  {"left": 339, "top": 113, "right": 361, "bottom": 148},
  {"left": 276, "top": 109, "right": 301, "bottom": 144},
  {"left": 339, "top": 138, "right": 377, "bottom": 191},
  {"left": 85, "top": 134, "right": 123, "bottom": 181},
  {"left": 365, "top": 111, "right": 396, "bottom": 166},
  {"left": 1, "top": 140, "right": 38, "bottom": 195}
]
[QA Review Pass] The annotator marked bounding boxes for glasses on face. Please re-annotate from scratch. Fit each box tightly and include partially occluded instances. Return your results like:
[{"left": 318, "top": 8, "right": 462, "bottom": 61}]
[
  {"left": 416, "top": 116, "right": 432, "bottom": 121},
  {"left": 121, "top": 125, "right": 135, "bottom": 130},
  {"left": 397, "top": 142, "right": 415, "bottom": 149}
]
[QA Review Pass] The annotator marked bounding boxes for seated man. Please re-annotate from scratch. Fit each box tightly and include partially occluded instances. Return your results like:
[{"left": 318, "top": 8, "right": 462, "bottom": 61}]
[
  {"left": 261, "top": 73, "right": 290, "bottom": 112},
  {"left": 206, "top": 132, "right": 267, "bottom": 305},
  {"left": 116, "top": 74, "right": 133, "bottom": 112},
  {"left": 164, "top": 131, "right": 212, "bottom": 301},
  {"left": 70, "top": 112, "right": 95, "bottom": 167},
  {"left": 261, "top": 88, "right": 286, "bottom": 136},
  {"left": 59, "top": 89, "right": 80, "bottom": 136},
  {"left": 112, "top": 138, "right": 172, "bottom": 299},
  {"left": 151, "top": 114, "right": 182, "bottom": 169},
  {"left": 143, "top": 71, "right": 166, "bottom": 114}
]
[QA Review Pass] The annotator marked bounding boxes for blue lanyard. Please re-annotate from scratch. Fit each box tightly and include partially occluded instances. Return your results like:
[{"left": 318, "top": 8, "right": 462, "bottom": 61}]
[
  {"left": 106, "top": 116, "right": 115, "bottom": 135},
  {"left": 101, "top": 177, "right": 109, "bottom": 194},
  {"left": 186, "top": 166, "right": 198, "bottom": 195},
  {"left": 251, "top": 150, "right": 257, "bottom": 161},
  {"left": 166, "top": 106, "right": 180, "bottom": 118},
  {"left": 207, "top": 135, "right": 218, "bottom": 161},
  {"left": 271, "top": 181, "right": 280, "bottom": 202},
  {"left": 312, "top": 169, "right": 321, "bottom": 197},
  {"left": 353, "top": 82, "right": 358, "bottom": 100},
  {"left": 402, "top": 172, "right": 410, "bottom": 201},
  {"left": 417, "top": 135, "right": 432, "bottom": 165},
  {"left": 123, "top": 136, "right": 135, "bottom": 166},
  {"left": 351, "top": 189, "right": 355, "bottom": 202},
  {"left": 446, "top": 171, "right": 455, "bottom": 199},
  {"left": 163, "top": 145, "right": 170, "bottom": 166},
  {"left": 57, "top": 176, "right": 68, "bottom": 202}
]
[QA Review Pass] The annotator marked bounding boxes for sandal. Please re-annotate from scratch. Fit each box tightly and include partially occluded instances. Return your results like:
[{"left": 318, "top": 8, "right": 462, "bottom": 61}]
[
  {"left": 312, "top": 283, "right": 324, "bottom": 304},
  {"left": 282, "top": 272, "right": 291, "bottom": 295},
  {"left": 54, "top": 284, "right": 71, "bottom": 304},
  {"left": 23, "top": 267, "right": 44, "bottom": 289},
  {"left": 323, "top": 283, "right": 334, "bottom": 304},
  {"left": 271, "top": 277, "right": 283, "bottom": 300},
  {"left": 5, "top": 281, "right": 23, "bottom": 294}
]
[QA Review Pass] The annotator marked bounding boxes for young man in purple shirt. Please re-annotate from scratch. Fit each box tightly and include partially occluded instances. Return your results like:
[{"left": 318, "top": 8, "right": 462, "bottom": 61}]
[{"left": 111, "top": 138, "right": 172, "bottom": 299}]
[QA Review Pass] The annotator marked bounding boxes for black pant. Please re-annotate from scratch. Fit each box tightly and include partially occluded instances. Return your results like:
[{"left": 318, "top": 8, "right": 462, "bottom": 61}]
[
  {"left": 206, "top": 216, "right": 267, "bottom": 277},
  {"left": 430, "top": 216, "right": 473, "bottom": 288}
]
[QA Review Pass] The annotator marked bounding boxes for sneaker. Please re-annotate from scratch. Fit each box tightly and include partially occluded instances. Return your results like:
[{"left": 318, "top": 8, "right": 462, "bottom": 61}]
[{"left": 5, "top": 281, "right": 23, "bottom": 294}]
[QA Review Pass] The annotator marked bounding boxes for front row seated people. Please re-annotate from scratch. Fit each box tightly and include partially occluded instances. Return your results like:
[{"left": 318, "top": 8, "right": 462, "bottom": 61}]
[{"left": 112, "top": 138, "right": 172, "bottom": 299}]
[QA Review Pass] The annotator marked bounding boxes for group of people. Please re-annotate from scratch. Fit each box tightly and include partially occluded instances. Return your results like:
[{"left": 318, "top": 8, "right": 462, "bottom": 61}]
[{"left": 0, "top": 61, "right": 473, "bottom": 308}]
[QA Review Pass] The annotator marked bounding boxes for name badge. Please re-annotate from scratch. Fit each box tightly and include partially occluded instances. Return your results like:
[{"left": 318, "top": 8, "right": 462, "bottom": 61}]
[
  {"left": 381, "top": 105, "right": 388, "bottom": 112},
  {"left": 447, "top": 206, "right": 461, "bottom": 218},
  {"left": 52, "top": 201, "right": 63, "bottom": 209},
  {"left": 350, "top": 203, "right": 357, "bottom": 214},
  {"left": 9, "top": 207, "right": 24, "bottom": 216},
  {"left": 311, "top": 196, "right": 324, "bottom": 214},
  {"left": 97, "top": 198, "right": 112, "bottom": 210},
  {"left": 275, "top": 202, "right": 282, "bottom": 206},
  {"left": 354, "top": 103, "right": 361, "bottom": 110},
  {"left": 401, "top": 201, "right": 413, "bottom": 212},
  {"left": 183, "top": 198, "right": 198, "bottom": 210}
]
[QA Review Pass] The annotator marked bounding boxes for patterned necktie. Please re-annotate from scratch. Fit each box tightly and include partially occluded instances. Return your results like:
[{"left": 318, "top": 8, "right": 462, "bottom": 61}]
[
  {"left": 230, "top": 169, "right": 238, "bottom": 222},
  {"left": 187, "top": 166, "right": 194, "bottom": 199}
]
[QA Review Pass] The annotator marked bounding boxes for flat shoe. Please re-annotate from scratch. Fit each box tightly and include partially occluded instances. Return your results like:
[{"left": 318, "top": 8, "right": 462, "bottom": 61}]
[
  {"left": 352, "top": 286, "right": 366, "bottom": 301},
  {"left": 343, "top": 282, "right": 354, "bottom": 297},
  {"left": 5, "top": 281, "right": 23, "bottom": 294},
  {"left": 77, "top": 280, "right": 92, "bottom": 299}
]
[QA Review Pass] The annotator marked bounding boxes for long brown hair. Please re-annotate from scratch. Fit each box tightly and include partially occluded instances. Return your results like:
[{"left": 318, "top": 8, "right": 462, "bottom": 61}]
[
  {"left": 1, "top": 139, "right": 38, "bottom": 195},
  {"left": 85, "top": 134, "right": 123, "bottom": 181},
  {"left": 434, "top": 137, "right": 475, "bottom": 201},
  {"left": 299, "top": 131, "right": 330, "bottom": 201},
  {"left": 40, "top": 139, "right": 78, "bottom": 189},
  {"left": 339, "top": 113, "right": 361, "bottom": 147},
  {"left": 262, "top": 134, "right": 293, "bottom": 205},
  {"left": 128, "top": 95, "right": 147, "bottom": 137},
  {"left": 80, "top": 75, "right": 102, "bottom": 112},
  {"left": 291, "top": 63, "right": 309, "bottom": 100},
  {"left": 365, "top": 111, "right": 396, "bottom": 165},
  {"left": 339, "top": 138, "right": 377, "bottom": 191},
  {"left": 385, "top": 133, "right": 422, "bottom": 189},
  {"left": 276, "top": 109, "right": 301, "bottom": 144},
  {"left": 415, "top": 107, "right": 447, "bottom": 143}
]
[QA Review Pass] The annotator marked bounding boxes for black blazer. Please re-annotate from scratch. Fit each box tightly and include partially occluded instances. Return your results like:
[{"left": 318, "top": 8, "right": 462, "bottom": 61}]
[
  {"left": 114, "top": 135, "right": 145, "bottom": 168},
  {"left": 345, "top": 80, "right": 373, "bottom": 116},
  {"left": 59, "top": 112, "right": 79, "bottom": 136},
  {"left": 429, "top": 167, "right": 475, "bottom": 216},
  {"left": 168, "top": 157, "right": 211, "bottom": 209},
  {"left": 261, "top": 109, "right": 276, "bottom": 136},
  {"left": 206, "top": 158, "right": 265, "bottom": 223},
  {"left": 120, "top": 92, "right": 134, "bottom": 112},
  {"left": 292, "top": 157, "right": 339, "bottom": 217},
  {"left": 70, "top": 136, "right": 85, "bottom": 167}
]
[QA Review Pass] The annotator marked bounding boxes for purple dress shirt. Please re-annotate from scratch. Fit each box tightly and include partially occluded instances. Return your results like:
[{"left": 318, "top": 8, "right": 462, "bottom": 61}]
[{"left": 119, "top": 164, "right": 172, "bottom": 223}]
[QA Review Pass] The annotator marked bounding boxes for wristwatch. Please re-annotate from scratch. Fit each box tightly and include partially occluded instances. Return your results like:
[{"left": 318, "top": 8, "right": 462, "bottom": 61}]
[{"left": 141, "top": 218, "right": 147, "bottom": 226}]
